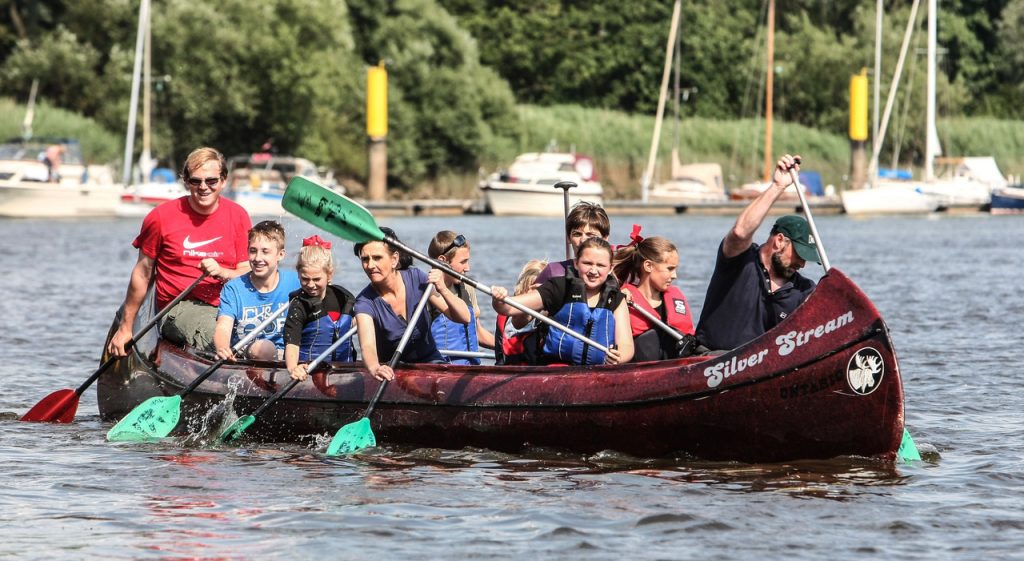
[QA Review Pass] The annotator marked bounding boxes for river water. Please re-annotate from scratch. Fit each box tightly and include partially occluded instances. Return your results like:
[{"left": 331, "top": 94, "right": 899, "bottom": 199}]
[{"left": 1, "top": 211, "right": 1021, "bottom": 560}]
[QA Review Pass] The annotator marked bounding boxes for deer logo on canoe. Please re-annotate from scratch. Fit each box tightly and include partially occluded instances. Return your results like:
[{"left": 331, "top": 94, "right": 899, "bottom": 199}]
[{"left": 846, "top": 347, "right": 884, "bottom": 395}]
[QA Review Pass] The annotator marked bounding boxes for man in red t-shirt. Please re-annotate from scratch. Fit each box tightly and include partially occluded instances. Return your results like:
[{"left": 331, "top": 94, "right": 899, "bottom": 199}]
[{"left": 108, "top": 147, "right": 253, "bottom": 356}]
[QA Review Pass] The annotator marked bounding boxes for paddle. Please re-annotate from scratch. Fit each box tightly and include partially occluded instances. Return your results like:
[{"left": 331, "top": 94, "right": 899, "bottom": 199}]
[
  {"left": 627, "top": 301, "right": 684, "bottom": 342},
  {"left": 790, "top": 163, "right": 919, "bottom": 462},
  {"left": 283, "top": 176, "right": 610, "bottom": 355},
  {"left": 218, "top": 325, "right": 358, "bottom": 443},
  {"left": 440, "top": 349, "right": 494, "bottom": 360},
  {"left": 788, "top": 159, "right": 831, "bottom": 271},
  {"left": 626, "top": 301, "right": 699, "bottom": 358},
  {"left": 106, "top": 300, "right": 293, "bottom": 442},
  {"left": 20, "top": 272, "right": 209, "bottom": 423},
  {"left": 554, "top": 180, "right": 577, "bottom": 260},
  {"left": 325, "top": 285, "right": 436, "bottom": 456}
]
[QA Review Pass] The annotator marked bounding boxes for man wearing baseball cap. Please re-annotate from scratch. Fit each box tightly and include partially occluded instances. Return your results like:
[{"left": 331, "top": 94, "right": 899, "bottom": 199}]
[{"left": 695, "top": 154, "right": 819, "bottom": 351}]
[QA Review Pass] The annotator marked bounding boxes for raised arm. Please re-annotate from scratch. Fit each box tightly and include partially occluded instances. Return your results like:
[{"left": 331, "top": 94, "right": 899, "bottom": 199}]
[{"left": 722, "top": 154, "right": 800, "bottom": 258}]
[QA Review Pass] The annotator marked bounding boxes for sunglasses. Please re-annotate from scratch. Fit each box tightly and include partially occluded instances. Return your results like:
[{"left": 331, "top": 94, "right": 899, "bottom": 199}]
[
  {"left": 186, "top": 176, "right": 222, "bottom": 187},
  {"left": 439, "top": 234, "right": 467, "bottom": 257}
]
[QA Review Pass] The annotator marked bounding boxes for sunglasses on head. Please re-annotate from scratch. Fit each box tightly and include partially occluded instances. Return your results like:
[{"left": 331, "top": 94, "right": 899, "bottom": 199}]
[
  {"left": 186, "top": 176, "right": 222, "bottom": 187},
  {"left": 439, "top": 234, "right": 467, "bottom": 257}
]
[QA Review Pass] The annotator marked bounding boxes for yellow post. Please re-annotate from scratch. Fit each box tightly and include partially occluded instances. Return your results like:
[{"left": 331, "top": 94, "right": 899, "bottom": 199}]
[
  {"left": 367, "top": 64, "right": 388, "bottom": 201},
  {"left": 849, "top": 69, "right": 868, "bottom": 142},
  {"left": 849, "top": 68, "right": 869, "bottom": 189}
]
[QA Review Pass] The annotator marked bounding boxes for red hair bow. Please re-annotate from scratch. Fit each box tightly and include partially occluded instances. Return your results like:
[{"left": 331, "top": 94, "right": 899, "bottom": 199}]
[
  {"left": 302, "top": 235, "right": 332, "bottom": 249},
  {"left": 628, "top": 224, "right": 644, "bottom": 246}
]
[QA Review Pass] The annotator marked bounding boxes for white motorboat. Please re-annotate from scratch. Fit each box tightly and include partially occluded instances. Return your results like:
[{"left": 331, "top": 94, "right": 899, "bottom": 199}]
[
  {"left": 225, "top": 153, "right": 332, "bottom": 216},
  {"left": 0, "top": 138, "right": 120, "bottom": 218},
  {"left": 479, "top": 152, "right": 603, "bottom": 216}
]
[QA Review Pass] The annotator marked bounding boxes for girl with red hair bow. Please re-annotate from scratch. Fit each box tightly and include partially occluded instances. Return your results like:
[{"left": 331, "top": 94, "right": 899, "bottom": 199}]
[
  {"left": 612, "top": 228, "right": 696, "bottom": 362},
  {"left": 284, "top": 234, "right": 359, "bottom": 381}
]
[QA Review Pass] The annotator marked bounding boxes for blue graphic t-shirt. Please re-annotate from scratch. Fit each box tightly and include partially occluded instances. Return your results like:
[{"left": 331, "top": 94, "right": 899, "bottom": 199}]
[{"left": 217, "top": 269, "right": 301, "bottom": 350}]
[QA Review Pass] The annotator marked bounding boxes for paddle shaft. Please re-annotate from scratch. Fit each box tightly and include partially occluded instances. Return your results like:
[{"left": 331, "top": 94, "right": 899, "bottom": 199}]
[
  {"left": 387, "top": 236, "right": 611, "bottom": 354},
  {"left": 76, "top": 272, "right": 210, "bottom": 396},
  {"left": 363, "top": 284, "right": 435, "bottom": 419},
  {"left": 627, "top": 300, "right": 684, "bottom": 342},
  {"left": 440, "top": 349, "right": 494, "bottom": 359},
  {"left": 789, "top": 169, "right": 832, "bottom": 272},
  {"left": 554, "top": 181, "right": 577, "bottom": 260},
  {"left": 178, "top": 299, "right": 293, "bottom": 396},
  {"left": 245, "top": 326, "right": 357, "bottom": 420}
]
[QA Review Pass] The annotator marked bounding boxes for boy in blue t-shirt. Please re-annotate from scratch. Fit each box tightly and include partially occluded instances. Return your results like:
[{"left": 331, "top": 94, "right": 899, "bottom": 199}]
[{"left": 213, "top": 220, "right": 301, "bottom": 360}]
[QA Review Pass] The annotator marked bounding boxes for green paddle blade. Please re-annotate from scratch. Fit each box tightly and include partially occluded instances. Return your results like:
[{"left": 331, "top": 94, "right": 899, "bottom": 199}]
[
  {"left": 106, "top": 395, "right": 182, "bottom": 442},
  {"left": 897, "top": 428, "right": 922, "bottom": 462},
  {"left": 282, "top": 177, "right": 385, "bottom": 244},
  {"left": 326, "top": 417, "right": 376, "bottom": 456},
  {"left": 218, "top": 415, "right": 255, "bottom": 443}
]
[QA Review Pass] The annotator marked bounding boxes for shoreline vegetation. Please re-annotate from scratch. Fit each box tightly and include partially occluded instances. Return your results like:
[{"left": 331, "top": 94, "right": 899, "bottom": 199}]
[
  {"left": 6, "top": 97, "right": 1022, "bottom": 200},
  {"left": 5, "top": 1, "right": 1024, "bottom": 200}
]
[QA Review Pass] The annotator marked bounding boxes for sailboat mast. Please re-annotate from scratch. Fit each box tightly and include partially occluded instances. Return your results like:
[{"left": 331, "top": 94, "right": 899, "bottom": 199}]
[
  {"left": 672, "top": 28, "right": 681, "bottom": 163},
  {"left": 866, "top": 0, "right": 921, "bottom": 187},
  {"left": 121, "top": 0, "right": 149, "bottom": 187},
  {"left": 141, "top": 4, "right": 152, "bottom": 180},
  {"left": 21, "top": 79, "right": 38, "bottom": 141},
  {"left": 925, "top": 0, "right": 937, "bottom": 181},
  {"left": 762, "top": 0, "right": 775, "bottom": 182},
  {"left": 872, "top": 0, "right": 882, "bottom": 189},
  {"left": 640, "top": 0, "right": 682, "bottom": 203}
]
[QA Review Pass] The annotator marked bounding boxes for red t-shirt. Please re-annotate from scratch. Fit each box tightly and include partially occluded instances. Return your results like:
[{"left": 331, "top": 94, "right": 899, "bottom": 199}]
[{"left": 134, "top": 197, "right": 252, "bottom": 309}]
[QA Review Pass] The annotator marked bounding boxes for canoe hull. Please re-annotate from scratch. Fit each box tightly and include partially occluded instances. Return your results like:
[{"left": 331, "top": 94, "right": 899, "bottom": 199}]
[{"left": 98, "top": 268, "right": 904, "bottom": 462}]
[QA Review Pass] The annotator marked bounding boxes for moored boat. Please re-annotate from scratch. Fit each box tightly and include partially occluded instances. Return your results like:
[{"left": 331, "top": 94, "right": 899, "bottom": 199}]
[
  {"left": 98, "top": 268, "right": 904, "bottom": 462},
  {"left": 116, "top": 169, "right": 188, "bottom": 217},
  {"left": 479, "top": 152, "right": 603, "bottom": 216},
  {"left": 0, "top": 137, "right": 121, "bottom": 218},
  {"left": 990, "top": 184, "right": 1024, "bottom": 215},
  {"left": 648, "top": 161, "right": 728, "bottom": 204},
  {"left": 225, "top": 153, "right": 330, "bottom": 216},
  {"left": 840, "top": 181, "right": 941, "bottom": 215}
]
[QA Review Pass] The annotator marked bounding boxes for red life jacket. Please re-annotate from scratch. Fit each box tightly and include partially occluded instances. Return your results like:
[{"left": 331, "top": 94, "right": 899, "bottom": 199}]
[
  {"left": 494, "top": 314, "right": 543, "bottom": 365},
  {"left": 622, "top": 283, "right": 694, "bottom": 337}
]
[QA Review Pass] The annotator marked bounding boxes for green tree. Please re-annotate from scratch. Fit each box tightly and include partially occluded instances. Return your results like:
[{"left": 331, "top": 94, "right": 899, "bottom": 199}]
[{"left": 347, "top": 0, "right": 521, "bottom": 183}]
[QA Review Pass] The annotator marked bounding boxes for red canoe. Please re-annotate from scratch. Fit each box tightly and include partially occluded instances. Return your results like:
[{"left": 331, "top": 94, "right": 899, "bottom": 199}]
[{"left": 97, "top": 268, "right": 905, "bottom": 462}]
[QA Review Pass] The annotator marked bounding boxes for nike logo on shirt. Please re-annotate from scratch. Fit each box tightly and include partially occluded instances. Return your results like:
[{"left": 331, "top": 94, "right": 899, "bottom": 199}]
[{"left": 183, "top": 235, "right": 223, "bottom": 249}]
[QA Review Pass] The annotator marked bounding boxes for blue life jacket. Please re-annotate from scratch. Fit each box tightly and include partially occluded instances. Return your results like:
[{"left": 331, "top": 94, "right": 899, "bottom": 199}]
[
  {"left": 431, "top": 284, "right": 479, "bottom": 365},
  {"left": 541, "top": 270, "right": 623, "bottom": 365},
  {"left": 293, "top": 285, "right": 357, "bottom": 362}
]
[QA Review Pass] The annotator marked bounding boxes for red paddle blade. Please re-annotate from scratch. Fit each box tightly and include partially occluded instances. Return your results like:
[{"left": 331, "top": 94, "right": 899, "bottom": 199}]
[{"left": 20, "top": 389, "right": 79, "bottom": 423}]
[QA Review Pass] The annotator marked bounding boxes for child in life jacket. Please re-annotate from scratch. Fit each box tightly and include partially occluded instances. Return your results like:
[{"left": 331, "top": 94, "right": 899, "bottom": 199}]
[
  {"left": 493, "top": 259, "right": 548, "bottom": 365},
  {"left": 612, "top": 229, "right": 696, "bottom": 362},
  {"left": 284, "top": 236, "right": 358, "bottom": 381},
  {"left": 491, "top": 238, "right": 633, "bottom": 366},
  {"left": 427, "top": 231, "right": 494, "bottom": 365}
]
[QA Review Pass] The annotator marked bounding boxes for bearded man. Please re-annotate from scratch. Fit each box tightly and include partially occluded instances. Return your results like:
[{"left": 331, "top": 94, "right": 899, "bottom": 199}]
[{"left": 694, "top": 154, "right": 820, "bottom": 351}]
